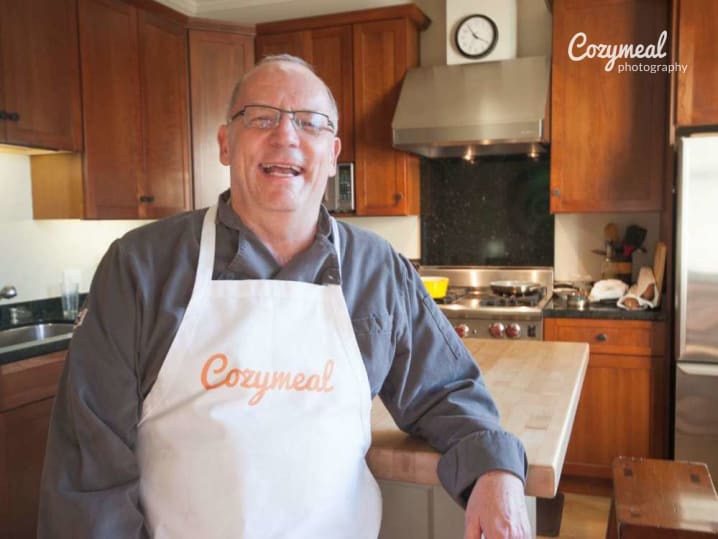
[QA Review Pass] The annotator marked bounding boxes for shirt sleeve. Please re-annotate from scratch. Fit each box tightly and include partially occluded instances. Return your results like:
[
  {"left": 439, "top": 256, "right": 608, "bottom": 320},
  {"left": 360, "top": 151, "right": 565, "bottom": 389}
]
[
  {"left": 38, "top": 239, "right": 148, "bottom": 538},
  {"left": 379, "top": 255, "right": 528, "bottom": 507}
]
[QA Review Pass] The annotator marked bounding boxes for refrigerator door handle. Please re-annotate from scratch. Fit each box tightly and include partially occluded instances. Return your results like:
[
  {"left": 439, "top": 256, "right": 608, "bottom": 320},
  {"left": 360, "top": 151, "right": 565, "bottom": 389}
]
[{"left": 677, "top": 363, "right": 718, "bottom": 376}]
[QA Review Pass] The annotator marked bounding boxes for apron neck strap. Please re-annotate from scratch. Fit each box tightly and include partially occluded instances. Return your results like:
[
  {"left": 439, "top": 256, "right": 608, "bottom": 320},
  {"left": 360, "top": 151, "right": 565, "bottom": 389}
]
[{"left": 196, "top": 206, "right": 342, "bottom": 284}]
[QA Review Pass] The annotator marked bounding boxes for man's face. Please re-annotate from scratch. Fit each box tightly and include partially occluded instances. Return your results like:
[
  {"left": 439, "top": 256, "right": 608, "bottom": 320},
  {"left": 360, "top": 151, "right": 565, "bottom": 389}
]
[{"left": 218, "top": 62, "right": 341, "bottom": 220}]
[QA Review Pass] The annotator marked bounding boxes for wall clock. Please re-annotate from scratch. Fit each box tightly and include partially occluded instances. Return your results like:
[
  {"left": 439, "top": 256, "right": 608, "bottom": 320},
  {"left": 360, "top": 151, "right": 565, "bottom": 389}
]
[{"left": 454, "top": 14, "right": 499, "bottom": 59}]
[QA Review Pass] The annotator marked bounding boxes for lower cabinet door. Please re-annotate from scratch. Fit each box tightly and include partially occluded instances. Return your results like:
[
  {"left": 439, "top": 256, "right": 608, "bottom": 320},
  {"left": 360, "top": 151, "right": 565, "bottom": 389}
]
[{"left": 0, "top": 397, "right": 55, "bottom": 538}]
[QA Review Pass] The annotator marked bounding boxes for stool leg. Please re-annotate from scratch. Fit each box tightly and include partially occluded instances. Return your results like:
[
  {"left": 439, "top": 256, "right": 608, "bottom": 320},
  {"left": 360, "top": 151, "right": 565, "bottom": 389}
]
[{"left": 605, "top": 499, "right": 618, "bottom": 539}]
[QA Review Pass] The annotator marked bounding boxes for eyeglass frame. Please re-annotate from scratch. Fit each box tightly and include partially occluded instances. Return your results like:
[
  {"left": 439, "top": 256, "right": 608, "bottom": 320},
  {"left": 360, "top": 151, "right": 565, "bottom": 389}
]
[{"left": 228, "top": 104, "right": 336, "bottom": 135}]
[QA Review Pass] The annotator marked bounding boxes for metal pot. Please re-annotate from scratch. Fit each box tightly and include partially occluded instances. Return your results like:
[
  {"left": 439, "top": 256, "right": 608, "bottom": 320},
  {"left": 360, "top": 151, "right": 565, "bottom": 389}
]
[{"left": 490, "top": 280, "right": 541, "bottom": 296}]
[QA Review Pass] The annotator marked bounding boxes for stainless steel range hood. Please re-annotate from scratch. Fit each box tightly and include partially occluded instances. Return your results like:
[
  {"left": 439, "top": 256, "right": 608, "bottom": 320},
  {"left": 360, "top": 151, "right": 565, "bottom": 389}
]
[{"left": 392, "top": 56, "right": 550, "bottom": 159}]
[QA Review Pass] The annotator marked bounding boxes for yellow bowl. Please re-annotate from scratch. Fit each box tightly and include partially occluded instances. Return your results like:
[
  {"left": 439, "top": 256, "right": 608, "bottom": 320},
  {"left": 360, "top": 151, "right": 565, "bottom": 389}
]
[{"left": 420, "top": 276, "right": 449, "bottom": 299}]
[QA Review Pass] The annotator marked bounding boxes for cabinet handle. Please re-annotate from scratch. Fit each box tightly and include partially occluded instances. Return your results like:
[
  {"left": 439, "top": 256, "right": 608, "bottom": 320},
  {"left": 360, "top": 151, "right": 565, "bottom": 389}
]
[
  {"left": 0, "top": 110, "right": 7, "bottom": 120},
  {"left": 551, "top": 188, "right": 561, "bottom": 197},
  {"left": 139, "top": 195, "right": 155, "bottom": 203},
  {"left": 7, "top": 112, "right": 19, "bottom": 122},
  {"left": 596, "top": 333, "right": 608, "bottom": 342}
]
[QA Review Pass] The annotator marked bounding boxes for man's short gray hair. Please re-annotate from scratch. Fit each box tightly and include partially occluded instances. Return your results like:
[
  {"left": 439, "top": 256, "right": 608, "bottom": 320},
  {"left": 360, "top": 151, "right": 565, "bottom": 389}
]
[{"left": 225, "top": 54, "right": 339, "bottom": 130}]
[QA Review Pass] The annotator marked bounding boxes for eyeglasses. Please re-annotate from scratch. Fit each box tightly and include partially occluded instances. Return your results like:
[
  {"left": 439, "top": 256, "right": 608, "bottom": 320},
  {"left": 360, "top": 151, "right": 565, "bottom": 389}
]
[{"left": 229, "top": 105, "right": 336, "bottom": 136}]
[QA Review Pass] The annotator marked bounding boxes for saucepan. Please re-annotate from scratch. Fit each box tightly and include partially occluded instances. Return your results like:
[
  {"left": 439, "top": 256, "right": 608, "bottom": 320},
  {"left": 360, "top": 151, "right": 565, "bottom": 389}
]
[
  {"left": 490, "top": 280, "right": 541, "bottom": 297},
  {"left": 421, "top": 276, "right": 449, "bottom": 299}
]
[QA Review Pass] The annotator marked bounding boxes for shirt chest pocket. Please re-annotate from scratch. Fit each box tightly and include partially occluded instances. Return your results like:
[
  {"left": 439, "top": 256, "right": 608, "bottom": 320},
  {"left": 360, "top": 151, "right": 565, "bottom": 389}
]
[{"left": 351, "top": 313, "right": 394, "bottom": 394}]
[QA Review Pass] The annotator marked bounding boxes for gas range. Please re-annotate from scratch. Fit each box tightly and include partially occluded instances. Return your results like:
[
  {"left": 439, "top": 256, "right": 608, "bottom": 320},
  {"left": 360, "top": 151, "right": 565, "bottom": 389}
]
[{"left": 420, "top": 266, "right": 554, "bottom": 340}]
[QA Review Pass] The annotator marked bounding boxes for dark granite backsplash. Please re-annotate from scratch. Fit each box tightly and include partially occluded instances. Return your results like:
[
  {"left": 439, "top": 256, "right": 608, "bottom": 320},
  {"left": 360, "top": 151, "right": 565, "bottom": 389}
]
[{"left": 420, "top": 154, "right": 554, "bottom": 266}]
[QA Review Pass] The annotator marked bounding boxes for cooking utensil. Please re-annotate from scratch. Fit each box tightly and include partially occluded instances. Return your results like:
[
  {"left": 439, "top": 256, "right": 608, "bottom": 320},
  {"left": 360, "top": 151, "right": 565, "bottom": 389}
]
[
  {"left": 490, "top": 280, "right": 541, "bottom": 296},
  {"left": 622, "top": 225, "right": 647, "bottom": 256},
  {"left": 653, "top": 241, "right": 667, "bottom": 294},
  {"left": 604, "top": 223, "right": 619, "bottom": 244},
  {"left": 566, "top": 290, "right": 588, "bottom": 309},
  {"left": 421, "top": 276, "right": 449, "bottom": 299}
]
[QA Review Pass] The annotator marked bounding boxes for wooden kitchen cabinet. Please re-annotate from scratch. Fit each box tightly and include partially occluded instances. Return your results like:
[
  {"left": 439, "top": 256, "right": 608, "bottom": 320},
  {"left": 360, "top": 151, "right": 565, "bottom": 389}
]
[
  {"left": 0, "top": 0, "right": 82, "bottom": 151},
  {"left": 256, "top": 5, "right": 428, "bottom": 216},
  {"left": 550, "top": 0, "right": 668, "bottom": 212},
  {"left": 256, "top": 26, "right": 354, "bottom": 163},
  {"left": 188, "top": 25, "right": 255, "bottom": 209},
  {"left": 78, "top": 0, "right": 191, "bottom": 218},
  {"left": 544, "top": 318, "right": 666, "bottom": 481},
  {"left": 353, "top": 19, "right": 420, "bottom": 216},
  {"left": 0, "top": 350, "right": 65, "bottom": 538},
  {"left": 674, "top": 0, "right": 718, "bottom": 127}
]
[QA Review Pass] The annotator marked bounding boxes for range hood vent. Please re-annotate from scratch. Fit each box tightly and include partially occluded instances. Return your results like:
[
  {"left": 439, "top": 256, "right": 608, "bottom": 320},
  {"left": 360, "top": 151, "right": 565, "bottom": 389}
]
[{"left": 392, "top": 55, "right": 549, "bottom": 158}]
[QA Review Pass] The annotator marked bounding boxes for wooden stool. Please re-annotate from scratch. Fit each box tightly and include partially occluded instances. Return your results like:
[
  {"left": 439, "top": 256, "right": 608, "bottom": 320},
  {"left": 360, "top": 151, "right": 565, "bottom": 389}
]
[{"left": 606, "top": 457, "right": 718, "bottom": 538}]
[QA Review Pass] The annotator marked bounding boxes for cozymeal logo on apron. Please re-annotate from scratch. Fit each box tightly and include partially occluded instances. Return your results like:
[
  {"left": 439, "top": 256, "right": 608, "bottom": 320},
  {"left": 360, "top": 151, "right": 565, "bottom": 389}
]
[{"left": 200, "top": 353, "right": 336, "bottom": 406}]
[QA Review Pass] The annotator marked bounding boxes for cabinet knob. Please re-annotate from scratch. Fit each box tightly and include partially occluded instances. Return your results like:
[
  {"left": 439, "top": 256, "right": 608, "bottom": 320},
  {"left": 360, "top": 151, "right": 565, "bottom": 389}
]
[
  {"left": 596, "top": 333, "right": 608, "bottom": 342},
  {"left": 139, "top": 195, "right": 155, "bottom": 203},
  {"left": 394, "top": 193, "right": 404, "bottom": 203},
  {"left": 551, "top": 188, "right": 561, "bottom": 197}
]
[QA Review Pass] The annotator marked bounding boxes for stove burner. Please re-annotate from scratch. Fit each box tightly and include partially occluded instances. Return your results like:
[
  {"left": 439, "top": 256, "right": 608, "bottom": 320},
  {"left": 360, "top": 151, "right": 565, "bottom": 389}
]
[
  {"left": 433, "top": 287, "right": 469, "bottom": 305},
  {"left": 480, "top": 293, "right": 542, "bottom": 308}
]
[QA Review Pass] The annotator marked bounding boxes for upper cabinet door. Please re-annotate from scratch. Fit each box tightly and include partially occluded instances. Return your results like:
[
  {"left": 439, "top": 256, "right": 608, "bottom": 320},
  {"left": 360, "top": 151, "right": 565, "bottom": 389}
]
[
  {"left": 353, "top": 19, "right": 419, "bottom": 216},
  {"left": 138, "top": 10, "right": 192, "bottom": 218},
  {"left": 256, "top": 30, "right": 310, "bottom": 58},
  {"left": 78, "top": 0, "right": 143, "bottom": 218},
  {"left": 189, "top": 29, "right": 254, "bottom": 209},
  {"left": 309, "top": 26, "right": 354, "bottom": 164},
  {"left": 0, "top": 0, "right": 82, "bottom": 151},
  {"left": 256, "top": 27, "right": 354, "bottom": 163},
  {"left": 550, "top": 0, "right": 668, "bottom": 213},
  {"left": 676, "top": 0, "right": 718, "bottom": 128}
]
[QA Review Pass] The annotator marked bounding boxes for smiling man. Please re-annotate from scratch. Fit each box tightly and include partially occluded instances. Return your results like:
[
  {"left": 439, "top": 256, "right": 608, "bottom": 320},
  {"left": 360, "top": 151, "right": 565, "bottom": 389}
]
[{"left": 39, "top": 56, "right": 530, "bottom": 539}]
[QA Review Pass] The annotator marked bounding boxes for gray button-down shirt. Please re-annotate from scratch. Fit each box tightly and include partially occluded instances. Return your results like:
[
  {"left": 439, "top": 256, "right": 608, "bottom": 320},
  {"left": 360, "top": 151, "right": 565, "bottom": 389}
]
[{"left": 39, "top": 191, "right": 526, "bottom": 538}]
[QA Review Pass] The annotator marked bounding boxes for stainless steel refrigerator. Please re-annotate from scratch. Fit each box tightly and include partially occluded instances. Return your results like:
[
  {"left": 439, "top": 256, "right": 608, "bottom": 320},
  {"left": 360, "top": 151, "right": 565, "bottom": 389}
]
[{"left": 674, "top": 134, "right": 718, "bottom": 485}]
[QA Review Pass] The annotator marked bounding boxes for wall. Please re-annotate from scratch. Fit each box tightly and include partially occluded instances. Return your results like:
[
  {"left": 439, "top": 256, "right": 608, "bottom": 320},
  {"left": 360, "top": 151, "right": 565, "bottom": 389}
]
[
  {"left": 554, "top": 213, "right": 660, "bottom": 283},
  {"left": 0, "top": 153, "right": 419, "bottom": 303},
  {"left": 0, "top": 153, "right": 151, "bottom": 303}
]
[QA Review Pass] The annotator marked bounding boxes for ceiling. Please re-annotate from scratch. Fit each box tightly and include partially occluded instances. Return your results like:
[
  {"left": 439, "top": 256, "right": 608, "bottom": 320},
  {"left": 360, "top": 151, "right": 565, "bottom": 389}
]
[{"left": 153, "top": 0, "right": 410, "bottom": 24}]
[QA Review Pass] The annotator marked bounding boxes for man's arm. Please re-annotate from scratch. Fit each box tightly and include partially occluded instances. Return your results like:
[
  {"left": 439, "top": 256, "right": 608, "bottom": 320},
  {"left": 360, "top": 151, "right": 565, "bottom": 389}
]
[
  {"left": 379, "top": 254, "right": 528, "bottom": 507},
  {"left": 38, "top": 240, "right": 147, "bottom": 538},
  {"left": 464, "top": 471, "right": 531, "bottom": 539}
]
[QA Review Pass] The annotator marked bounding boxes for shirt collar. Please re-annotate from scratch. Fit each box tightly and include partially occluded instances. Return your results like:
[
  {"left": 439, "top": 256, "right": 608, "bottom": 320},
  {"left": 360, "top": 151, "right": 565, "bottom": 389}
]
[{"left": 214, "top": 190, "right": 340, "bottom": 285}]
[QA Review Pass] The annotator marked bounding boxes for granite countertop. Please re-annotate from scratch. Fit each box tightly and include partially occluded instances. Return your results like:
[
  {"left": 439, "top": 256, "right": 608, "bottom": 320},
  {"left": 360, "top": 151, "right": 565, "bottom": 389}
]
[
  {"left": 368, "top": 338, "right": 590, "bottom": 498},
  {"left": 543, "top": 296, "right": 667, "bottom": 321}
]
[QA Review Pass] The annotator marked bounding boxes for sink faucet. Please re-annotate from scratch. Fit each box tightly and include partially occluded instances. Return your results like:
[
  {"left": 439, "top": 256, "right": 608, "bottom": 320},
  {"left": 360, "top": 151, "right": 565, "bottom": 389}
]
[{"left": 1, "top": 285, "right": 17, "bottom": 300}]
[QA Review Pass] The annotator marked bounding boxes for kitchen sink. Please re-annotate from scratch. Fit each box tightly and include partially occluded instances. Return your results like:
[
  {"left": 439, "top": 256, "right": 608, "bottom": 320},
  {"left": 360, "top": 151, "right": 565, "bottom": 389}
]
[{"left": 0, "top": 322, "right": 75, "bottom": 349}]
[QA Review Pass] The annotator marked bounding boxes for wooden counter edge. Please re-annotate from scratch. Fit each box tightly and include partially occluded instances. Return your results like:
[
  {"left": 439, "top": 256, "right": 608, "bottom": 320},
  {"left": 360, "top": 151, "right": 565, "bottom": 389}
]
[{"left": 367, "top": 340, "right": 590, "bottom": 499}]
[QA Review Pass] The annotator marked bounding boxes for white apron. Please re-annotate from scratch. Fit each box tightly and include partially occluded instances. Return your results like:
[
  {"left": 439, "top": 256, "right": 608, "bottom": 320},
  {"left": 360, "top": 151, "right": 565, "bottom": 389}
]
[{"left": 136, "top": 206, "right": 382, "bottom": 538}]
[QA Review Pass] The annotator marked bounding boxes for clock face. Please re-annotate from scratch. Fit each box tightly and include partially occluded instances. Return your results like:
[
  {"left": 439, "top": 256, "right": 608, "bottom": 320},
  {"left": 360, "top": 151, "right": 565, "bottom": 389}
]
[{"left": 455, "top": 14, "right": 499, "bottom": 59}]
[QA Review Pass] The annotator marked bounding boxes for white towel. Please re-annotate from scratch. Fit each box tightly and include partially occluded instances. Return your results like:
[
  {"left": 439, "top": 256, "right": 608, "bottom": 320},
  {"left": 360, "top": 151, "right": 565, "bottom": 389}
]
[
  {"left": 589, "top": 279, "right": 628, "bottom": 303},
  {"left": 617, "top": 267, "right": 659, "bottom": 310}
]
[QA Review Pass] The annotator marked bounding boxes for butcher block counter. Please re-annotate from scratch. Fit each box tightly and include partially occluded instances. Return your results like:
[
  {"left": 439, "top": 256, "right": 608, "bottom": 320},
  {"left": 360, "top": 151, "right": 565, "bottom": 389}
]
[{"left": 367, "top": 338, "right": 589, "bottom": 499}]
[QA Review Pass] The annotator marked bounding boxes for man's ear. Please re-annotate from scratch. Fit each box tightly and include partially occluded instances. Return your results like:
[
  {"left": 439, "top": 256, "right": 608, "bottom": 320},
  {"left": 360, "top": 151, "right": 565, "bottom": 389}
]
[
  {"left": 218, "top": 125, "right": 230, "bottom": 166},
  {"left": 329, "top": 136, "right": 341, "bottom": 177}
]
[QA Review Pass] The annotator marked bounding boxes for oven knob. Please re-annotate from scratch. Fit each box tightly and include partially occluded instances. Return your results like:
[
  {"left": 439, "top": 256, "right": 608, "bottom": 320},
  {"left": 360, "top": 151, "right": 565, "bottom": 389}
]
[
  {"left": 505, "top": 323, "right": 521, "bottom": 339},
  {"left": 455, "top": 324, "right": 470, "bottom": 338},
  {"left": 488, "top": 322, "right": 505, "bottom": 338}
]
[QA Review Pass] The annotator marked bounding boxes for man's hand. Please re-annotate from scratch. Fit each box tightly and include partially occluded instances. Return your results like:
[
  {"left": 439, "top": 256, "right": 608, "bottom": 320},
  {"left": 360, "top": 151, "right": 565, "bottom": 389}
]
[{"left": 464, "top": 470, "right": 532, "bottom": 539}]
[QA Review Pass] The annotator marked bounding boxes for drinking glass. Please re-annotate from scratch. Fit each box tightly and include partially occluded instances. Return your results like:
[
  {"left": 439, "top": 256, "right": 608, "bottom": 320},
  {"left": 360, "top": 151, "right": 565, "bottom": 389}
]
[{"left": 61, "top": 282, "right": 79, "bottom": 320}]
